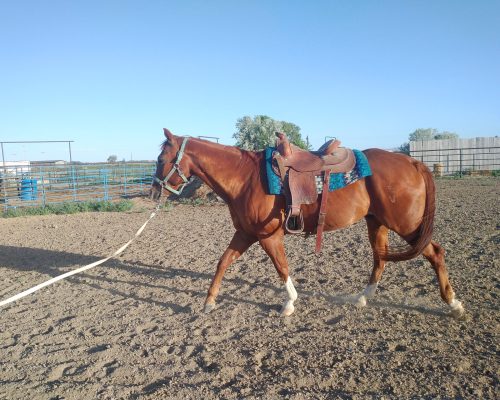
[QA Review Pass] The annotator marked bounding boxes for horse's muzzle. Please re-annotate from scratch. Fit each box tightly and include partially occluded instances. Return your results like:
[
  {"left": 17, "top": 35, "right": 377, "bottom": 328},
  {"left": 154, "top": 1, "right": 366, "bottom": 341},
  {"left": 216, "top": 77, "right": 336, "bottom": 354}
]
[{"left": 149, "top": 184, "right": 162, "bottom": 201}]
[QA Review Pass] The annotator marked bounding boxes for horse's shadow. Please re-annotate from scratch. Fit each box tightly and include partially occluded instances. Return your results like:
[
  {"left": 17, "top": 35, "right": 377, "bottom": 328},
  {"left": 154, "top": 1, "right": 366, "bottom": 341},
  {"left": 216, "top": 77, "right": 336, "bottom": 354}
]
[
  {"left": 0, "top": 245, "right": 450, "bottom": 318},
  {"left": 299, "top": 288, "right": 449, "bottom": 318},
  {"left": 0, "top": 245, "right": 274, "bottom": 314}
]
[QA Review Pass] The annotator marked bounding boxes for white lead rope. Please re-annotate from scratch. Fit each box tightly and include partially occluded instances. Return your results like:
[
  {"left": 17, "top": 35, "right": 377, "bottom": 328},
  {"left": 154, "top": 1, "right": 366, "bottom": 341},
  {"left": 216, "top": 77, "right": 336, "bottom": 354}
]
[{"left": 0, "top": 203, "right": 162, "bottom": 308}]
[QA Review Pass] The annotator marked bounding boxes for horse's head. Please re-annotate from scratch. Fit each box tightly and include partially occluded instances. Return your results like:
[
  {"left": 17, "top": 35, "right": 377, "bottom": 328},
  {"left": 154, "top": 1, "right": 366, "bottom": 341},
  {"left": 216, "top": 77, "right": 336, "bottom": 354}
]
[{"left": 149, "top": 128, "right": 192, "bottom": 201}]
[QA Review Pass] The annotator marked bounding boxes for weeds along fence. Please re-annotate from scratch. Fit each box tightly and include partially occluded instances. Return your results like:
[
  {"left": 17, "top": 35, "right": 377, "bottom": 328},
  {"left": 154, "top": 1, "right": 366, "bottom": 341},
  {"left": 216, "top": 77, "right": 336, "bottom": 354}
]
[{"left": 0, "top": 162, "right": 155, "bottom": 210}]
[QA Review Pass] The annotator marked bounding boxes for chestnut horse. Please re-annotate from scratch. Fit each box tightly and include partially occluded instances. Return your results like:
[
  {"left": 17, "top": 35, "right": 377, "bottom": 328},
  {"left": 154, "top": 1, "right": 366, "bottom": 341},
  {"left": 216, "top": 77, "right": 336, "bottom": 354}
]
[{"left": 150, "top": 128, "right": 464, "bottom": 318}]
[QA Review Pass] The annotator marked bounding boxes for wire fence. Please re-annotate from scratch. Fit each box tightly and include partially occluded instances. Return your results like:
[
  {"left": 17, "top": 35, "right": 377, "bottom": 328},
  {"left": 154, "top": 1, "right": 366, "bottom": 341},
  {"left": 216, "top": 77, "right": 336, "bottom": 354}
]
[
  {"left": 2, "top": 144, "right": 498, "bottom": 211},
  {"left": 0, "top": 162, "right": 155, "bottom": 210},
  {"left": 410, "top": 146, "right": 500, "bottom": 176}
]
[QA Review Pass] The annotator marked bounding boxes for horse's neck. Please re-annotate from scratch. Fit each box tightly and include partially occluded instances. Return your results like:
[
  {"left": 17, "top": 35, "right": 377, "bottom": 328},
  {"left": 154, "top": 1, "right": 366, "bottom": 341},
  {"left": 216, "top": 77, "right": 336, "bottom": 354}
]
[{"left": 187, "top": 139, "right": 258, "bottom": 202}]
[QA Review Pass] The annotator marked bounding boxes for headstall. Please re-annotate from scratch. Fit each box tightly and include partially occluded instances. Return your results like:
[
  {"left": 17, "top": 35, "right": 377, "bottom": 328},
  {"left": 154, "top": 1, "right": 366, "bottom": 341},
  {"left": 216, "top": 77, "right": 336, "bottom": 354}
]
[{"left": 153, "top": 136, "right": 192, "bottom": 195}]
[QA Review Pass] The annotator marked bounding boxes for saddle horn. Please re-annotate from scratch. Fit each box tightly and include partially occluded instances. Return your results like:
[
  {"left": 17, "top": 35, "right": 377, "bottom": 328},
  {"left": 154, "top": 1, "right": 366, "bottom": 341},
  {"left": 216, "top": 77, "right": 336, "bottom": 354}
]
[{"left": 275, "top": 131, "right": 292, "bottom": 158}]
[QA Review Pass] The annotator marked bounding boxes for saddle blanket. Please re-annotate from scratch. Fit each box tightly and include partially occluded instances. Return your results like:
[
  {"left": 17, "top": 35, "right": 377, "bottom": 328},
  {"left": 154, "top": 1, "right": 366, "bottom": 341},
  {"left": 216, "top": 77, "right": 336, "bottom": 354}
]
[{"left": 264, "top": 147, "right": 372, "bottom": 195}]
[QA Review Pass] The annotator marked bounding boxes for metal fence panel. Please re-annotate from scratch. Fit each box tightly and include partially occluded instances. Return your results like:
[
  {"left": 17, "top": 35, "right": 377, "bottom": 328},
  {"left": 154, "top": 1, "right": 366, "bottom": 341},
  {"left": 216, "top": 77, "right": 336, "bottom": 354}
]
[
  {"left": 0, "top": 162, "right": 155, "bottom": 210},
  {"left": 410, "top": 137, "right": 500, "bottom": 175}
]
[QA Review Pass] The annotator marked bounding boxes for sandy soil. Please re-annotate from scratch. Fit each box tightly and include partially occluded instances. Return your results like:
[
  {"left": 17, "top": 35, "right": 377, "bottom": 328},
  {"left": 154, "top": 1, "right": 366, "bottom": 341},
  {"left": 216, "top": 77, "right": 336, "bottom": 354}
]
[{"left": 0, "top": 178, "right": 498, "bottom": 399}]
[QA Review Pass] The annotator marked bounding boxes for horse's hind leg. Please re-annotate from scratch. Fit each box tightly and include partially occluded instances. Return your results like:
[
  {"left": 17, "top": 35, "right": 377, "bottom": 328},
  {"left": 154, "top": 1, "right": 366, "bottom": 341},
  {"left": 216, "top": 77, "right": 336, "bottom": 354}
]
[
  {"left": 259, "top": 234, "right": 298, "bottom": 316},
  {"left": 357, "top": 216, "right": 389, "bottom": 306},
  {"left": 204, "top": 231, "right": 257, "bottom": 313},
  {"left": 422, "top": 241, "right": 464, "bottom": 318}
]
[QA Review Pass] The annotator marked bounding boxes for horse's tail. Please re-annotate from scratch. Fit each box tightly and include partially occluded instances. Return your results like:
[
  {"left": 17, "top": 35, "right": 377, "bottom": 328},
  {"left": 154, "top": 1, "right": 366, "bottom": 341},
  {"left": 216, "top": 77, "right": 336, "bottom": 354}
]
[{"left": 380, "top": 160, "right": 435, "bottom": 262}]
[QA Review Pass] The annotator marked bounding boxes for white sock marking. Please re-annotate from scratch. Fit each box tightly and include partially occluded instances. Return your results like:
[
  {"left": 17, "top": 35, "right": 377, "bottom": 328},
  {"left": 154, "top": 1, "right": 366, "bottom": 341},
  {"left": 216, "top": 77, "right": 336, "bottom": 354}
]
[
  {"left": 281, "top": 277, "right": 298, "bottom": 316},
  {"left": 285, "top": 277, "right": 298, "bottom": 301},
  {"left": 449, "top": 293, "right": 465, "bottom": 317},
  {"left": 363, "top": 283, "right": 378, "bottom": 298}
]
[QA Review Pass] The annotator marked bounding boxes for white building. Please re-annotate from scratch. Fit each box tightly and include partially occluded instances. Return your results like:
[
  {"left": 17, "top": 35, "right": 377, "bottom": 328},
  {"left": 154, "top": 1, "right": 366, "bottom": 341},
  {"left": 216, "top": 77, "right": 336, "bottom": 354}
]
[{"left": 1, "top": 161, "right": 31, "bottom": 175}]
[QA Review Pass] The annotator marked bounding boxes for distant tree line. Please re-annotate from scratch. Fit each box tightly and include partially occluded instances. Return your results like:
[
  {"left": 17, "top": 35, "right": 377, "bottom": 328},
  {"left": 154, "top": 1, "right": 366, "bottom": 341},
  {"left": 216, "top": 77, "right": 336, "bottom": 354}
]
[{"left": 398, "top": 128, "right": 459, "bottom": 154}]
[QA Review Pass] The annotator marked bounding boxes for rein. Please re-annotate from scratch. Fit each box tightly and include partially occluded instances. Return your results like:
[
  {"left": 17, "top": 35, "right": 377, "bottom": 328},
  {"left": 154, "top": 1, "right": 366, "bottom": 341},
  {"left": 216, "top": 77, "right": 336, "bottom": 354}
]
[{"left": 153, "top": 136, "right": 192, "bottom": 195}]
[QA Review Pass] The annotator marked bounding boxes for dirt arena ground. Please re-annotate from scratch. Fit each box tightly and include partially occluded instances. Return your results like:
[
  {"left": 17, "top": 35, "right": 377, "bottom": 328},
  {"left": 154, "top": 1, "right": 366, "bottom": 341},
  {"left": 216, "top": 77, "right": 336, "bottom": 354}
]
[{"left": 1, "top": 177, "right": 498, "bottom": 399}]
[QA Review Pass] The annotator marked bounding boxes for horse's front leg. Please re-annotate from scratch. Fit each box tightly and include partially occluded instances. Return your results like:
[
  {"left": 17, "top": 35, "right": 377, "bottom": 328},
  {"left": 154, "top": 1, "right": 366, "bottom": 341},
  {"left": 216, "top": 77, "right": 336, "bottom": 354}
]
[
  {"left": 204, "top": 231, "right": 257, "bottom": 313},
  {"left": 259, "top": 234, "right": 298, "bottom": 316}
]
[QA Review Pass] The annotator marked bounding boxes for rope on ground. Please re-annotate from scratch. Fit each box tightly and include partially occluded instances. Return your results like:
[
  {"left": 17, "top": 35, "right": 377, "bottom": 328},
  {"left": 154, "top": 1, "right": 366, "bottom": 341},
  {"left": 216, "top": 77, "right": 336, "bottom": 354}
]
[{"left": 0, "top": 202, "right": 162, "bottom": 308}]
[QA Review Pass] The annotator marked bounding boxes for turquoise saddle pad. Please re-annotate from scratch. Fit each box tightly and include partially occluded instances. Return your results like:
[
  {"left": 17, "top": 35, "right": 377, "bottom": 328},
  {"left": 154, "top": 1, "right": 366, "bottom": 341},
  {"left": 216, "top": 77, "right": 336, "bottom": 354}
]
[{"left": 264, "top": 147, "right": 372, "bottom": 195}]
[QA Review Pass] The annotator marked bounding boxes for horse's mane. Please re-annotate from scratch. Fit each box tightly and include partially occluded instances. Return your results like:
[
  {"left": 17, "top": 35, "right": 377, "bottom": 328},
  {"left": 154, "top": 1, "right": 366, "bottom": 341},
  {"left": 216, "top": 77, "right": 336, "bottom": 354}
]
[
  {"left": 160, "top": 139, "right": 170, "bottom": 150},
  {"left": 161, "top": 136, "right": 255, "bottom": 158}
]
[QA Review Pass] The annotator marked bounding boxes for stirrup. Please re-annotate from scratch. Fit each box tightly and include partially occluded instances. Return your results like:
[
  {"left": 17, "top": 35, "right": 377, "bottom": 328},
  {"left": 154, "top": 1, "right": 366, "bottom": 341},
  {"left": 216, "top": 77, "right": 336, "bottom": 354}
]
[{"left": 285, "top": 208, "right": 304, "bottom": 233}]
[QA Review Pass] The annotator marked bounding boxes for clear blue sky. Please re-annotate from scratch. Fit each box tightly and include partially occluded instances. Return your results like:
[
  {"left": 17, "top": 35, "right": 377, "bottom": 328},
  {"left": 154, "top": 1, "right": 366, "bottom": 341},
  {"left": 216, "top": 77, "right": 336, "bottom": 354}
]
[{"left": 1, "top": 0, "right": 499, "bottom": 162}]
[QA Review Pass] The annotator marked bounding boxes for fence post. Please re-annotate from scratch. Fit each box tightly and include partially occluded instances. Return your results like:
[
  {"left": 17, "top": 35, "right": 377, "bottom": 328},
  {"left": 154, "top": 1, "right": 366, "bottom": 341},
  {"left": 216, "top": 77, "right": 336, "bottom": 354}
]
[
  {"left": 102, "top": 168, "right": 109, "bottom": 201},
  {"left": 0, "top": 176, "right": 5, "bottom": 212},
  {"left": 459, "top": 149, "right": 463, "bottom": 177},
  {"left": 124, "top": 163, "right": 128, "bottom": 197},
  {"left": 71, "top": 165, "right": 77, "bottom": 201},
  {"left": 140, "top": 165, "right": 144, "bottom": 193},
  {"left": 40, "top": 168, "right": 46, "bottom": 207},
  {"left": 1, "top": 143, "right": 7, "bottom": 209}
]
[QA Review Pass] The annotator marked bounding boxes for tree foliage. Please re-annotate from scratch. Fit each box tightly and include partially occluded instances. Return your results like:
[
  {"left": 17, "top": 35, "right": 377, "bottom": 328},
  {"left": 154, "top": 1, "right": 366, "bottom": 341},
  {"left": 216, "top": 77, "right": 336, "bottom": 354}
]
[
  {"left": 397, "top": 142, "right": 410, "bottom": 155},
  {"left": 107, "top": 155, "right": 117, "bottom": 163},
  {"left": 399, "top": 128, "right": 459, "bottom": 154},
  {"left": 233, "top": 115, "right": 310, "bottom": 151},
  {"left": 434, "top": 131, "right": 459, "bottom": 140},
  {"left": 409, "top": 128, "right": 459, "bottom": 141},
  {"left": 409, "top": 128, "right": 436, "bottom": 141}
]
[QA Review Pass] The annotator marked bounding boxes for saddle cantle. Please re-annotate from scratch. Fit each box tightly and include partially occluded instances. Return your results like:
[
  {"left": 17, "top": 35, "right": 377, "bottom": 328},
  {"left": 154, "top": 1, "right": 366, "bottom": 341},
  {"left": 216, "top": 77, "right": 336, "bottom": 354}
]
[{"left": 272, "top": 132, "right": 357, "bottom": 252}]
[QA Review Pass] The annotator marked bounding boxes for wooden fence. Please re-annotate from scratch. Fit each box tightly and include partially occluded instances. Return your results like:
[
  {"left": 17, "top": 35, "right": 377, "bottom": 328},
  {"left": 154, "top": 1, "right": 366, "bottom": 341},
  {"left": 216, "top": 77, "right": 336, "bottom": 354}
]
[{"left": 410, "top": 137, "right": 499, "bottom": 175}]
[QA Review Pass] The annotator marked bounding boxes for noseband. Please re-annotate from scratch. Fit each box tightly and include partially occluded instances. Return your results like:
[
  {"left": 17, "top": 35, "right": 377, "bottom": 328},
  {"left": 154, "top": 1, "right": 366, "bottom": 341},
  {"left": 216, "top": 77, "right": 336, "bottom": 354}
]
[{"left": 153, "top": 136, "right": 192, "bottom": 195}]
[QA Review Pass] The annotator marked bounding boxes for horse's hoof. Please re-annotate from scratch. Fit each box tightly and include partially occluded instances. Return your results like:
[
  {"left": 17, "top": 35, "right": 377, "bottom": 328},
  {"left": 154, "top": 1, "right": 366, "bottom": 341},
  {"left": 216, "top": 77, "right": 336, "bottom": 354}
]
[
  {"left": 363, "top": 283, "right": 378, "bottom": 299},
  {"left": 449, "top": 300, "right": 465, "bottom": 320},
  {"left": 355, "top": 294, "right": 367, "bottom": 307},
  {"left": 204, "top": 303, "right": 216, "bottom": 314},
  {"left": 280, "top": 301, "right": 295, "bottom": 316},
  {"left": 450, "top": 307, "right": 466, "bottom": 320}
]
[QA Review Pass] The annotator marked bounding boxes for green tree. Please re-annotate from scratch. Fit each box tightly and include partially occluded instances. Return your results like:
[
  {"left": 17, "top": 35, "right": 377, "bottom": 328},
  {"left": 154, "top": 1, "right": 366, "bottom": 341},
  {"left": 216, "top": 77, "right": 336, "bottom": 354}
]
[
  {"left": 107, "top": 155, "right": 117, "bottom": 163},
  {"left": 233, "top": 115, "right": 310, "bottom": 151},
  {"left": 280, "top": 121, "right": 310, "bottom": 150},
  {"left": 434, "top": 131, "right": 459, "bottom": 140},
  {"left": 399, "top": 128, "right": 460, "bottom": 153},
  {"left": 409, "top": 128, "right": 459, "bottom": 141},
  {"left": 397, "top": 142, "right": 410, "bottom": 155},
  {"left": 409, "top": 128, "right": 437, "bottom": 141}
]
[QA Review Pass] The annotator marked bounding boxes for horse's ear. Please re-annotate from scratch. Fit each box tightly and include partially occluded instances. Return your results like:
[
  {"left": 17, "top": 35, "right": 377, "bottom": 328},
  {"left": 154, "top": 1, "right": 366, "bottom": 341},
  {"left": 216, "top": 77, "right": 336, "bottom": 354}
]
[{"left": 163, "top": 128, "right": 174, "bottom": 141}]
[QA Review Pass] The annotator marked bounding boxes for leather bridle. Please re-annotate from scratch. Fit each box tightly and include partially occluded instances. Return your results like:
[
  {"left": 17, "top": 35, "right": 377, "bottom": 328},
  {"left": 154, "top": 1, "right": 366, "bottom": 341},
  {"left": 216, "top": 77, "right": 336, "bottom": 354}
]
[{"left": 153, "top": 136, "right": 192, "bottom": 195}]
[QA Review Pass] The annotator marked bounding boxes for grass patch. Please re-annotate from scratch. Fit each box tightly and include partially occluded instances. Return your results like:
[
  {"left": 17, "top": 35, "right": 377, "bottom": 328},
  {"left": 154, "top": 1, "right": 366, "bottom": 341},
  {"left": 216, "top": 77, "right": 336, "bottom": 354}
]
[
  {"left": 174, "top": 197, "right": 210, "bottom": 206},
  {"left": 162, "top": 200, "right": 174, "bottom": 211},
  {"left": 2, "top": 200, "right": 134, "bottom": 218}
]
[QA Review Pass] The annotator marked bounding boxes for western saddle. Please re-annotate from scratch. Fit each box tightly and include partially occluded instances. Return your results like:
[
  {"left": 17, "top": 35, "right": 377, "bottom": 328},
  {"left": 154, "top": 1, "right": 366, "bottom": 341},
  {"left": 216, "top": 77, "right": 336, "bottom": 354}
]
[{"left": 272, "top": 132, "right": 356, "bottom": 252}]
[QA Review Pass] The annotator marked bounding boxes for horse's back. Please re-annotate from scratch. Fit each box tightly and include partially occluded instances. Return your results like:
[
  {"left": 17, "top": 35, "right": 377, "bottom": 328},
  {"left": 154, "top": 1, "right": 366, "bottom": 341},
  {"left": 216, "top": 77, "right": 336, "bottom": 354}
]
[{"left": 363, "top": 148, "right": 427, "bottom": 190}]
